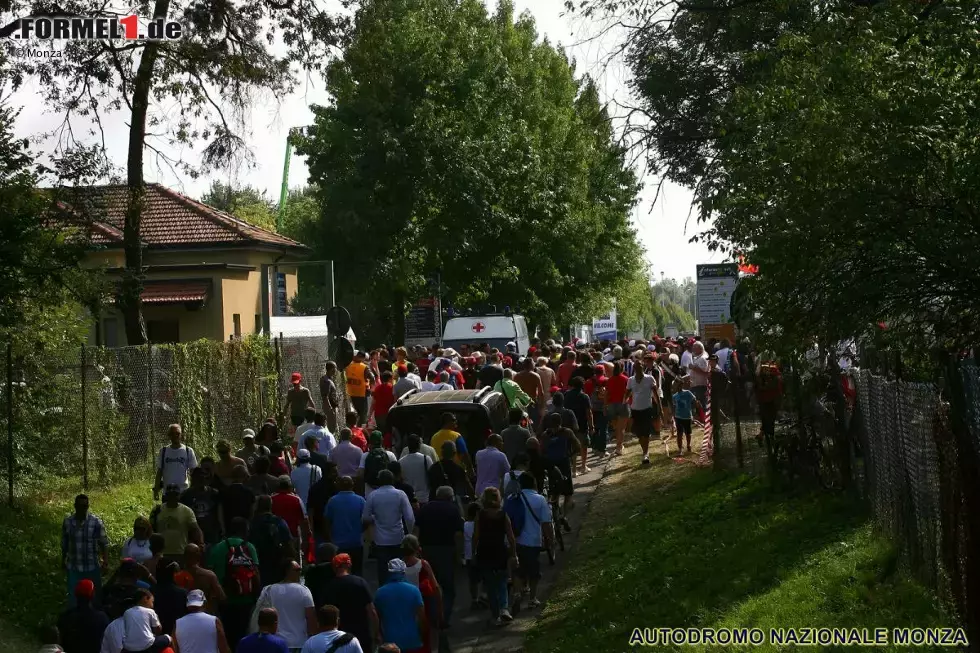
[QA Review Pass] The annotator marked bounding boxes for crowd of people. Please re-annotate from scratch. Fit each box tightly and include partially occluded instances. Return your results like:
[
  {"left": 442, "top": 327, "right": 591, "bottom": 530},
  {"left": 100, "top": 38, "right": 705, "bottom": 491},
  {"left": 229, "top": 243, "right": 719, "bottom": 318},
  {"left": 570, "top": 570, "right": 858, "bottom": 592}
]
[{"left": 48, "top": 333, "right": 786, "bottom": 653}]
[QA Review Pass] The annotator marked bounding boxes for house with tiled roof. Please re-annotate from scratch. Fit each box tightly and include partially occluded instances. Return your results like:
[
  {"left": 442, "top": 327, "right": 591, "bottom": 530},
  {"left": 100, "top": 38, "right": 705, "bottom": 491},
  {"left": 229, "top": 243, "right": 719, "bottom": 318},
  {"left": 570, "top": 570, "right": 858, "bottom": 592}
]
[{"left": 68, "top": 183, "right": 308, "bottom": 345}]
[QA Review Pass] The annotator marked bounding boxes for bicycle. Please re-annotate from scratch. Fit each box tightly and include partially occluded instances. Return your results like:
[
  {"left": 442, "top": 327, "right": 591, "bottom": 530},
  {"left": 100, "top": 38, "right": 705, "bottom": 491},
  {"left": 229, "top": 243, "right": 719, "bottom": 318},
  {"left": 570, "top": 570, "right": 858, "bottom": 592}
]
[{"left": 771, "top": 398, "right": 841, "bottom": 489}]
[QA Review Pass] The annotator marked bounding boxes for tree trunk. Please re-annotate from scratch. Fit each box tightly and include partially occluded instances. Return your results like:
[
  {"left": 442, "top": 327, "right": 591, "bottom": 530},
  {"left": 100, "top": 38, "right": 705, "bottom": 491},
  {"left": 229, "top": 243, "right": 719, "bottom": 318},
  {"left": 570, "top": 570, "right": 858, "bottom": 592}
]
[{"left": 119, "top": 0, "right": 171, "bottom": 346}]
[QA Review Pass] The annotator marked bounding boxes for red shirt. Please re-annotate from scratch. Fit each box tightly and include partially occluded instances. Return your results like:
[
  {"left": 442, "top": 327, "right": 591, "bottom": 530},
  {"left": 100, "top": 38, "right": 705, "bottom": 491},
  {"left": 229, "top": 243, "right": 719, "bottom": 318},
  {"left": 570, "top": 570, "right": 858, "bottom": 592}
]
[
  {"left": 557, "top": 361, "right": 576, "bottom": 389},
  {"left": 269, "top": 456, "right": 290, "bottom": 477},
  {"left": 373, "top": 382, "right": 396, "bottom": 417},
  {"left": 415, "top": 358, "right": 431, "bottom": 378},
  {"left": 350, "top": 427, "right": 369, "bottom": 452},
  {"left": 271, "top": 491, "right": 306, "bottom": 537},
  {"left": 605, "top": 374, "right": 629, "bottom": 404},
  {"left": 584, "top": 375, "right": 607, "bottom": 398}
]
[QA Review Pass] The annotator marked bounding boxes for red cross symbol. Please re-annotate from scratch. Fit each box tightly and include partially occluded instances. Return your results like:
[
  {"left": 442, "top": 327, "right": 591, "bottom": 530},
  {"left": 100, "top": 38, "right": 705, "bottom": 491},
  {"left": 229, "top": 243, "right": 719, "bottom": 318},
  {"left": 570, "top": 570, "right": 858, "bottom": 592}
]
[{"left": 472, "top": 322, "right": 486, "bottom": 333}]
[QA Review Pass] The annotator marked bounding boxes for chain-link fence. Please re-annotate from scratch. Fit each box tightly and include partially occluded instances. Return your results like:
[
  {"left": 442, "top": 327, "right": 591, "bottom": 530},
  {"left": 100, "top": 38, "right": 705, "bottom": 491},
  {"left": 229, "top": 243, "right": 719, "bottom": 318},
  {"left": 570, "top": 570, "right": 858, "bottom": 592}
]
[
  {"left": 0, "top": 335, "right": 344, "bottom": 502},
  {"left": 274, "top": 332, "right": 352, "bottom": 434}
]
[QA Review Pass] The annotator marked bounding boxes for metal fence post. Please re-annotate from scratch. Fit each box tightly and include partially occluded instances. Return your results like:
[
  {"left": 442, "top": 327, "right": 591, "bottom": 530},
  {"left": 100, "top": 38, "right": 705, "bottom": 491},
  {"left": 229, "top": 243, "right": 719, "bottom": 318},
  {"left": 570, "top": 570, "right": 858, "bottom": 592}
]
[
  {"left": 732, "top": 377, "right": 744, "bottom": 468},
  {"left": 81, "top": 343, "right": 88, "bottom": 491},
  {"left": 147, "top": 343, "right": 155, "bottom": 466},
  {"left": 6, "top": 342, "right": 13, "bottom": 506}
]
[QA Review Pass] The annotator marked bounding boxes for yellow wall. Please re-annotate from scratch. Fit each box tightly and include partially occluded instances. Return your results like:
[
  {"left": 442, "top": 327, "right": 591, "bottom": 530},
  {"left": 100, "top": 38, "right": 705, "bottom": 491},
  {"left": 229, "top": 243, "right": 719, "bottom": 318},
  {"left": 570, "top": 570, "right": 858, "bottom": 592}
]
[{"left": 84, "top": 247, "right": 302, "bottom": 345}]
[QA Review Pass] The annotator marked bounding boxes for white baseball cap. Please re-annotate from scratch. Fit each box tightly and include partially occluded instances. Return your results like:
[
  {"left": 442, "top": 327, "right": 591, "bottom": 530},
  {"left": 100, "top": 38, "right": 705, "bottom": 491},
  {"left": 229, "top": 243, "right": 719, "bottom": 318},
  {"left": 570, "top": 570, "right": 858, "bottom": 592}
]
[{"left": 187, "top": 589, "right": 206, "bottom": 607}]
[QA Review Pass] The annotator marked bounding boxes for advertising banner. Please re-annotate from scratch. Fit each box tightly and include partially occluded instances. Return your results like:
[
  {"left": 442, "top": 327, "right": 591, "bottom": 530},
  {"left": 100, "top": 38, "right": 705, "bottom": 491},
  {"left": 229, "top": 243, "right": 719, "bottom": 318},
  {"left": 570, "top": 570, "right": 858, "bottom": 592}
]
[
  {"left": 696, "top": 264, "right": 738, "bottom": 338},
  {"left": 592, "top": 308, "right": 617, "bottom": 342}
]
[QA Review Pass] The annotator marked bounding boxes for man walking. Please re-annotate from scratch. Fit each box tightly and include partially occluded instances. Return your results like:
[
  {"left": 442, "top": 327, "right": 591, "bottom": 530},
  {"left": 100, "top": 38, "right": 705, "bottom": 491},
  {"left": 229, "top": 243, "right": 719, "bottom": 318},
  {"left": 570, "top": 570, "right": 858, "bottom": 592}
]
[
  {"left": 207, "top": 518, "right": 260, "bottom": 649},
  {"left": 237, "top": 608, "right": 290, "bottom": 653},
  {"left": 416, "top": 486, "right": 463, "bottom": 628},
  {"left": 320, "top": 361, "right": 341, "bottom": 434},
  {"left": 510, "top": 473, "right": 553, "bottom": 613},
  {"left": 362, "top": 470, "right": 414, "bottom": 585},
  {"left": 626, "top": 362, "right": 658, "bottom": 466},
  {"left": 154, "top": 424, "right": 198, "bottom": 501},
  {"left": 320, "top": 555, "right": 378, "bottom": 653},
  {"left": 286, "top": 373, "right": 316, "bottom": 432},
  {"left": 324, "top": 476, "right": 367, "bottom": 576},
  {"left": 61, "top": 494, "right": 108, "bottom": 607},
  {"left": 173, "top": 589, "right": 231, "bottom": 653},
  {"left": 299, "top": 605, "right": 363, "bottom": 653}
]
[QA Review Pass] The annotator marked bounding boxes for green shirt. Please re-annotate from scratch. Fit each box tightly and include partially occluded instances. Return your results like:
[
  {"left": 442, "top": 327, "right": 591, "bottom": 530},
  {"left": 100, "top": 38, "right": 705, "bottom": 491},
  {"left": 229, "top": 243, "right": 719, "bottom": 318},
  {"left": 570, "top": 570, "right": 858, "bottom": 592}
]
[{"left": 207, "top": 537, "right": 260, "bottom": 605}]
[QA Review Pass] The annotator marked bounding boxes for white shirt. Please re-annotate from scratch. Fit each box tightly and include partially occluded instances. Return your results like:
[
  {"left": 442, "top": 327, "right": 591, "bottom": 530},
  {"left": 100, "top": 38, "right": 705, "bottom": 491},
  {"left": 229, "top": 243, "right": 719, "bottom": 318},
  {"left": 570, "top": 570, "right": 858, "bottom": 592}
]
[
  {"left": 716, "top": 347, "right": 732, "bottom": 372},
  {"left": 290, "top": 462, "right": 322, "bottom": 508},
  {"left": 121, "top": 537, "right": 152, "bottom": 564},
  {"left": 305, "top": 425, "right": 337, "bottom": 457},
  {"left": 627, "top": 374, "right": 657, "bottom": 410},
  {"left": 362, "top": 485, "right": 414, "bottom": 546},
  {"left": 357, "top": 450, "right": 397, "bottom": 498},
  {"left": 689, "top": 354, "right": 710, "bottom": 387},
  {"left": 261, "top": 582, "right": 315, "bottom": 648},
  {"left": 294, "top": 421, "right": 315, "bottom": 446},
  {"left": 157, "top": 444, "right": 198, "bottom": 491},
  {"left": 330, "top": 440, "right": 365, "bottom": 478},
  {"left": 399, "top": 452, "right": 433, "bottom": 503},
  {"left": 680, "top": 350, "right": 693, "bottom": 371},
  {"left": 407, "top": 373, "right": 423, "bottom": 388},
  {"left": 300, "top": 630, "right": 364, "bottom": 653},
  {"left": 100, "top": 618, "right": 125, "bottom": 653},
  {"left": 121, "top": 605, "right": 160, "bottom": 651},
  {"left": 400, "top": 443, "right": 437, "bottom": 463},
  {"left": 174, "top": 612, "right": 218, "bottom": 653},
  {"left": 420, "top": 381, "right": 438, "bottom": 391}
]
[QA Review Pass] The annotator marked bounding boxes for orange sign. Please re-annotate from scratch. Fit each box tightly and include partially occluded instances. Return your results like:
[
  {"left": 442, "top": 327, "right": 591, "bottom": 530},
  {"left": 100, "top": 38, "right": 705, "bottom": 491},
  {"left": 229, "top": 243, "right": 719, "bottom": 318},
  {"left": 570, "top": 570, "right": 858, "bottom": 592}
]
[{"left": 703, "top": 323, "right": 736, "bottom": 342}]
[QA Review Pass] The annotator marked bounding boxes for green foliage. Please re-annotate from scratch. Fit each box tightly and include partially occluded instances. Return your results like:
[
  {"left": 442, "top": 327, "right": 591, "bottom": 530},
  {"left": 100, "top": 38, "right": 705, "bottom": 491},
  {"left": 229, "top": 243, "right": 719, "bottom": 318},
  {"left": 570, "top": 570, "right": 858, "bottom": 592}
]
[
  {"left": 0, "top": 101, "right": 103, "bottom": 330},
  {"left": 299, "top": 0, "right": 644, "bottom": 340},
  {"left": 201, "top": 181, "right": 279, "bottom": 232},
  {"left": 527, "top": 454, "right": 951, "bottom": 653},
  {"left": 574, "top": 0, "right": 980, "bottom": 355}
]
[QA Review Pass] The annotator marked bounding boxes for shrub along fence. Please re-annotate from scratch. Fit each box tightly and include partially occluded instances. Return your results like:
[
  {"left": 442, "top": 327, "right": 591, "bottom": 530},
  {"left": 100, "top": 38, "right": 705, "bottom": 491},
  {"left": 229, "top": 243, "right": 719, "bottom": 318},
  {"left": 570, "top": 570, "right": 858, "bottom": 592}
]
[{"left": 0, "top": 335, "right": 351, "bottom": 500}]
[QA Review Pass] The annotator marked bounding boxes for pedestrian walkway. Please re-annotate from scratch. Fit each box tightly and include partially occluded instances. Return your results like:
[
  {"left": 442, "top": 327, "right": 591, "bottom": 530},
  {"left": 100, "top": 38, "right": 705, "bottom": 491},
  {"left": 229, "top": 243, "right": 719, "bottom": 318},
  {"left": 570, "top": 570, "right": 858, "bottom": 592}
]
[{"left": 356, "top": 448, "right": 612, "bottom": 653}]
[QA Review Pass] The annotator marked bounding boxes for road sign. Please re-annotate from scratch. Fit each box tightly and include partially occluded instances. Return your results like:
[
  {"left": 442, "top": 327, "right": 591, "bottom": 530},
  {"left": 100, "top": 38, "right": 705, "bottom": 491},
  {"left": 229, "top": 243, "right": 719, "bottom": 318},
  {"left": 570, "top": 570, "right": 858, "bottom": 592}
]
[{"left": 696, "top": 264, "right": 739, "bottom": 329}]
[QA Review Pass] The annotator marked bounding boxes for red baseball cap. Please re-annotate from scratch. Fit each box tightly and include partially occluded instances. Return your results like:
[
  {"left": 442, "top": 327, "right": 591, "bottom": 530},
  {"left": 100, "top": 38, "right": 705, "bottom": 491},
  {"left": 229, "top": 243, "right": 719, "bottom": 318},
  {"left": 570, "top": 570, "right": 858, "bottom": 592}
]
[
  {"left": 290, "top": 372, "right": 302, "bottom": 383},
  {"left": 75, "top": 579, "right": 95, "bottom": 600}
]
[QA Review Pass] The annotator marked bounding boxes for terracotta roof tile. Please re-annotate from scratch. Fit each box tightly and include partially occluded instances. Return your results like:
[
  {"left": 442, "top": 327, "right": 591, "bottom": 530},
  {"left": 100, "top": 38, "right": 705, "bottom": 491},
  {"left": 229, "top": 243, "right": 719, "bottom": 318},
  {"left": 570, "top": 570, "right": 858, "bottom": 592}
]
[{"left": 60, "top": 184, "right": 305, "bottom": 250}]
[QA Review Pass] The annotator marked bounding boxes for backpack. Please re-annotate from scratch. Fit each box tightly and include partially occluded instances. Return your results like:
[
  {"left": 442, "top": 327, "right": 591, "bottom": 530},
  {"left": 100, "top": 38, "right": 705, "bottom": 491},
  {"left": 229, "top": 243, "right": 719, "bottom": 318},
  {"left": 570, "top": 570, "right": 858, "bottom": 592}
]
[
  {"left": 249, "top": 517, "right": 285, "bottom": 571},
  {"left": 725, "top": 350, "right": 742, "bottom": 381},
  {"left": 544, "top": 430, "right": 568, "bottom": 461},
  {"left": 503, "top": 470, "right": 521, "bottom": 498},
  {"left": 222, "top": 541, "right": 258, "bottom": 597},
  {"left": 503, "top": 494, "right": 526, "bottom": 534},
  {"left": 364, "top": 447, "right": 390, "bottom": 487},
  {"left": 589, "top": 381, "right": 607, "bottom": 411}
]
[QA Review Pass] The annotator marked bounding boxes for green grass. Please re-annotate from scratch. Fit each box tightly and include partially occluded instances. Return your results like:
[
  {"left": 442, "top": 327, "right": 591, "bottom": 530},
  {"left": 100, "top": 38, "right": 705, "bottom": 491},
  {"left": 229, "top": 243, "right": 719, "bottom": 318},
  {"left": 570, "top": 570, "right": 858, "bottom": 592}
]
[
  {"left": 525, "top": 448, "right": 953, "bottom": 653},
  {"left": 0, "top": 476, "right": 155, "bottom": 649}
]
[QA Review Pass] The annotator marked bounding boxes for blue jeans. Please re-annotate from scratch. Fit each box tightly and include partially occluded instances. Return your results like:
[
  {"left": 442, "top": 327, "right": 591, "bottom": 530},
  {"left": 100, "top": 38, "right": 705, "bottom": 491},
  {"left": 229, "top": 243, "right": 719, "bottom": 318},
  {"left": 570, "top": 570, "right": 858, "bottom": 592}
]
[
  {"left": 66, "top": 568, "right": 101, "bottom": 608},
  {"left": 481, "top": 568, "right": 509, "bottom": 618}
]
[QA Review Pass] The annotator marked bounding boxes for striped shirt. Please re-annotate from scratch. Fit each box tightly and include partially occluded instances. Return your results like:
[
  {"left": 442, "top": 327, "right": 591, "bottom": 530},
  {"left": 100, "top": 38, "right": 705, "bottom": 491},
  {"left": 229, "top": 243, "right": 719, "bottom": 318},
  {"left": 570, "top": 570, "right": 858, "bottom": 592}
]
[{"left": 62, "top": 513, "right": 108, "bottom": 572}]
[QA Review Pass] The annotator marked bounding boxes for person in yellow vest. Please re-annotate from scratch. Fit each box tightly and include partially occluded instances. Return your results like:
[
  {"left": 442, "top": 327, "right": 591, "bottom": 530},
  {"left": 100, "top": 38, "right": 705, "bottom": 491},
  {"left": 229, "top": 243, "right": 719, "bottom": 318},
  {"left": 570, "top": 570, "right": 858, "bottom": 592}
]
[{"left": 345, "top": 350, "right": 374, "bottom": 426}]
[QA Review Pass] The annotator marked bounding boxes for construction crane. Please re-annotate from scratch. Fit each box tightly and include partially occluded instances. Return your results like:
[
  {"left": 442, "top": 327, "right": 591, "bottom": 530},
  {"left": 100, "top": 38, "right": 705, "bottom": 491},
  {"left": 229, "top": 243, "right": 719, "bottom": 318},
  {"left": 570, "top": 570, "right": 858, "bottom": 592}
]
[{"left": 277, "top": 126, "right": 313, "bottom": 231}]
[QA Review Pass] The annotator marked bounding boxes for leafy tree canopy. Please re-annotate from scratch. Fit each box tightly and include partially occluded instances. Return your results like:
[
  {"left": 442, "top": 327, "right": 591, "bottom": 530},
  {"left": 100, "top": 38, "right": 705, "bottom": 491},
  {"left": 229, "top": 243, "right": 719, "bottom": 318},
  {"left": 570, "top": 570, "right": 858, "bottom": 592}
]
[
  {"left": 201, "top": 181, "right": 277, "bottom": 232},
  {"left": 574, "top": 0, "right": 980, "bottom": 352},
  {"left": 4, "top": 0, "right": 348, "bottom": 345},
  {"left": 298, "top": 0, "right": 644, "bottom": 341}
]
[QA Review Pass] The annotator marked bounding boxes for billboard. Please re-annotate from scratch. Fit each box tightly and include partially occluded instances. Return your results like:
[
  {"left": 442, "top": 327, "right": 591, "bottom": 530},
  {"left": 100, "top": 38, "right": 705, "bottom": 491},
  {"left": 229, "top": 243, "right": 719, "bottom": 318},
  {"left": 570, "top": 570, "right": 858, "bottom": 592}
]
[
  {"left": 592, "top": 308, "right": 617, "bottom": 342},
  {"left": 405, "top": 297, "right": 441, "bottom": 347},
  {"left": 696, "top": 264, "right": 738, "bottom": 340}
]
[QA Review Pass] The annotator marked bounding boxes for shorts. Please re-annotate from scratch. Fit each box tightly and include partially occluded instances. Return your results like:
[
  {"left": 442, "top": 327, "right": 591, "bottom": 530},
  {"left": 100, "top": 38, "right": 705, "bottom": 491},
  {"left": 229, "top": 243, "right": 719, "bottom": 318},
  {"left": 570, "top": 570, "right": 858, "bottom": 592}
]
[
  {"left": 290, "top": 414, "right": 304, "bottom": 428},
  {"left": 631, "top": 408, "right": 653, "bottom": 438},
  {"left": 516, "top": 544, "right": 542, "bottom": 580},
  {"left": 606, "top": 403, "right": 630, "bottom": 420},
  {"left": 675, "top": 418, "right": 692, "bottom": 437}
]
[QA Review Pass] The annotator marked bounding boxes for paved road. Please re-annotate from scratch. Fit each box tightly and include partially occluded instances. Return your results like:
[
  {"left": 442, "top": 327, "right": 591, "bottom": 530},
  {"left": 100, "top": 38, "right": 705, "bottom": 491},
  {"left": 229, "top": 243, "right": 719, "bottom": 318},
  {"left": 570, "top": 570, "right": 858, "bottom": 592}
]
[{"left": 357, "top": 449, "right": 612, "bottom": 653}]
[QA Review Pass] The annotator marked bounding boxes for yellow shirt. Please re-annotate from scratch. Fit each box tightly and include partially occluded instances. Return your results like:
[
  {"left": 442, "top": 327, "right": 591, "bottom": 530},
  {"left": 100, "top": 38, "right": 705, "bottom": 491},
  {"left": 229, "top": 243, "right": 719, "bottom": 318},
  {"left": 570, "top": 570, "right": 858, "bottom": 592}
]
[
  {"left": 346, "top": 362, "right": 368, "bottom": 398},
  {"left": 156, "top": 503, "right": 197, "bottom": 556},
  {"left": 431, "top": 429, "right": 466, "bottom": 464}
]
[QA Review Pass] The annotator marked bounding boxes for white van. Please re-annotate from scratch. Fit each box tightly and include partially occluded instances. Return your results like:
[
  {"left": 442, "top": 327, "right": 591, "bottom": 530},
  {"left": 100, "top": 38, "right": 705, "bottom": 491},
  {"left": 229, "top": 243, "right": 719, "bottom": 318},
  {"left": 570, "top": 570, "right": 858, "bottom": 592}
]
[{"left": 442, "top": 315, "right": 531, "bottom": 354}]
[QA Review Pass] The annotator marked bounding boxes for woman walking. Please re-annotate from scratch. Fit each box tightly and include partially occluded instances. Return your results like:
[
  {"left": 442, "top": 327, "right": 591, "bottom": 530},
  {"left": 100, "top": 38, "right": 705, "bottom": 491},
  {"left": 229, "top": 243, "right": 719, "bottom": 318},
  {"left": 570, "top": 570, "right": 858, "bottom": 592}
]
[{"left": 472, "top": 488, "right": 517, "bottom": 627}]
